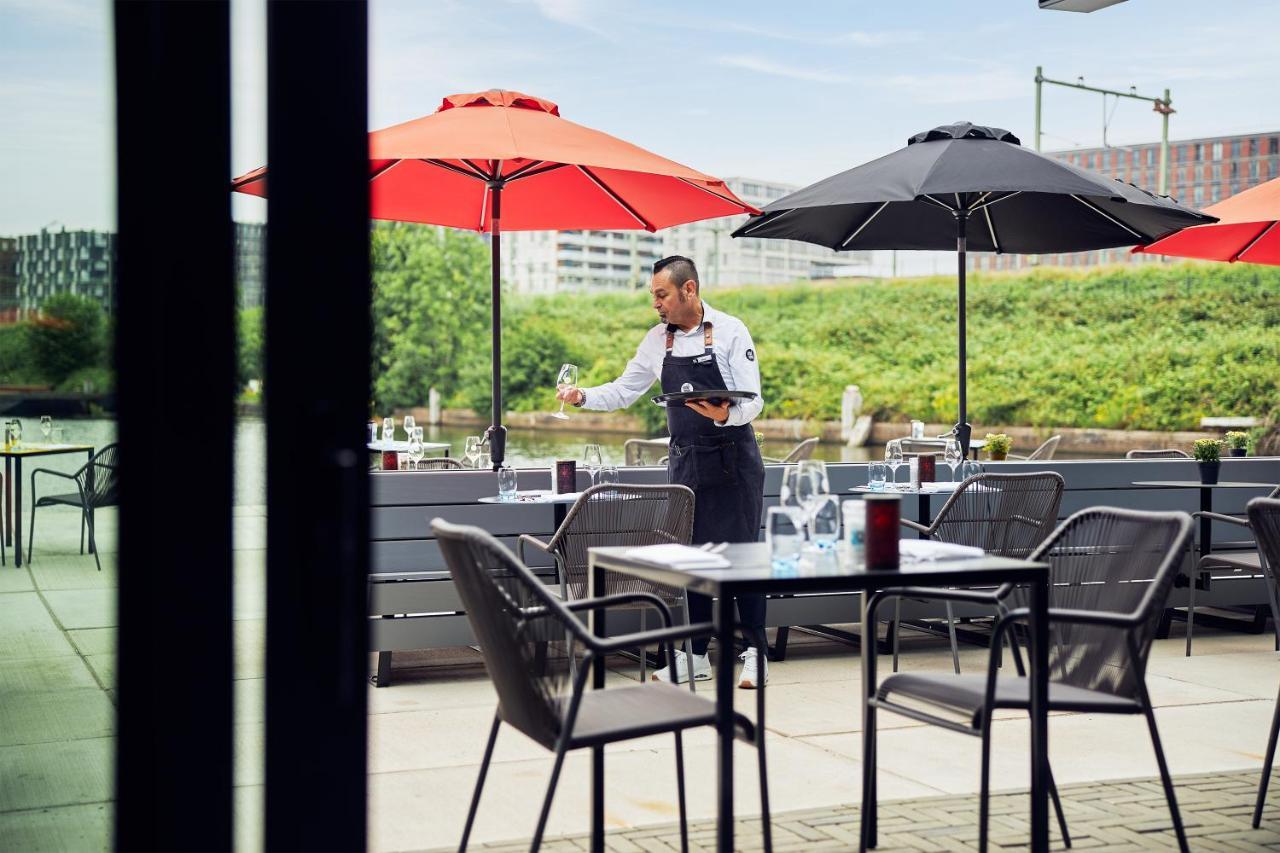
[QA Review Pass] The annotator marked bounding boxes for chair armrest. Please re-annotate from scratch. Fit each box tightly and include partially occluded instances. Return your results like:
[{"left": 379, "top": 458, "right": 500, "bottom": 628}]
[
  {"left": 876, "top": 586, "right": 1006, "bottom": 607},
  {"left": 30, "top": 467, "right": 77, "bottom": 483},
  {"left": 593, "top": 621, "right": 716, "bottom": 655},
  {"left": 517, "top": 533, "right": 553, "bottom": 565},
  {"left": 900, "top": 518, "right": 929, "bottom": 534},
  {"left": 996, "top": 605, "right": 1140, "bottom": 634},
  {"left": 1192, "top": 511, "right": 1251, "bottom": 529},
  {"left": 563, "top": 592, "right": 675, "bottom": 627}
]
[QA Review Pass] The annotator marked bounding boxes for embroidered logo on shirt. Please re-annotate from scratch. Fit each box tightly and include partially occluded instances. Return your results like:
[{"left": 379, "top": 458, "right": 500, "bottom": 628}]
[{"left": 746, "top": 348, "right": 755, "bottom": 361}]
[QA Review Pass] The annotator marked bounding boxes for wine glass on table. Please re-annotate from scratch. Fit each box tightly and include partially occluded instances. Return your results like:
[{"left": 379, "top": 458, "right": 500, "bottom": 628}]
[
  {"left": 40, "top": 416, "right": 52, "bottom": 445},
  {"left": 943, "top": 438, "right": 963, "bottom": 484},
  {"left": 885, "top": 440, "right": 905, "bottom": 489},
  {"left": 463, "top": 435, "right": 481, "bottom": 468},
  {"left": 550, "top": 363, "right": 578, "bottom": 420},
  {"left": 583, "top": 444, "right": 603, "bottom": 485}
]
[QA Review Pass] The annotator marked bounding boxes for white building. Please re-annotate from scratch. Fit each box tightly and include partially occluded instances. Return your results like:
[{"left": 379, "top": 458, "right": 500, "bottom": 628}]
[
  {"left": 501, "top": 229, "right": 665, "bottom": 294},
  {"left": 661, "top": 177, "right": 872, "bottom": 288}
]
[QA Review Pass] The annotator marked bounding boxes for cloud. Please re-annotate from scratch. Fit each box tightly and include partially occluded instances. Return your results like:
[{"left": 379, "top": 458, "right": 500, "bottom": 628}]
[
  {"left": 517, "top": 0, "right": 616, "bottom": 39},
  {"left": 715, "top": 55, "right": 852, "bottom": 85},
  {"left": 0, "top": 0, "right": 103, "bottom": 31},
  {"left": 676, "top": 16, "right": 920, "bottom": 48},
  {"left": 865, "top": 67, "right": 1028, "bottom": 105}
]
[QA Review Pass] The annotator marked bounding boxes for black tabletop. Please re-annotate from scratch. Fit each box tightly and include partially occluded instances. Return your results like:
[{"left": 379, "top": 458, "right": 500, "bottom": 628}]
[
  {"left": 589, "top": 542, "right": 1046, "bottom": 598},
  {"left": 1132, "top": 480, "right": 1275, "bottom": 489}
]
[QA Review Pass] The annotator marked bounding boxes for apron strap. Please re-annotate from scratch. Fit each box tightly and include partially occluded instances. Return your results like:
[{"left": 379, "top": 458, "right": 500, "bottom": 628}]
[{"left": 665, "top": 321, "right": 716, "bottom": 355}]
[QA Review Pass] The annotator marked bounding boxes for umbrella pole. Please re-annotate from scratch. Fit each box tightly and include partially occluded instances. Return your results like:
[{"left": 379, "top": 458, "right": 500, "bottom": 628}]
[
  {"left": 954, "top": 212, "right": 972, "bottom": 457},
  {"left": 486, "top": 183, "right": 506, "bottom": 470}
]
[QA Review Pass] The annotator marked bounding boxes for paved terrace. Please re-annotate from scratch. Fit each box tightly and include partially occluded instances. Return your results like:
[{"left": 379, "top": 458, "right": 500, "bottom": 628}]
[{"left": 5, "top": 503, "right": 1280, "bottom": 851}]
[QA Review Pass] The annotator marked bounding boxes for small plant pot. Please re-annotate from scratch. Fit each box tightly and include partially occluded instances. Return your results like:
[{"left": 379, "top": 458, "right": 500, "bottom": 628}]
[
  {"left": 988, "top": 452, "right": 1007, "bottom": 461},
  {"left": 1228, "top": 448, "right": 1247, "bottom": 458},
  {"left": 1198, "top": 461, "right": 1221, "bottom": 484}
]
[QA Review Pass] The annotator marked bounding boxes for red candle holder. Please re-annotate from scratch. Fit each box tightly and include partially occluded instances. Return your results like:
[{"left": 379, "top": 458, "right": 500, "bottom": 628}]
[
  {"left": 381, "top": 450, "right": 399, "bottom": 471},
  {"left": 917, "top": 454, "right": 936, "bottom": 484},
  {"left": 556, "top": 460, "right": 577, "bottom": 494},
  {"left": 864, "top": 494, "right": 900, "bottom": 571}
]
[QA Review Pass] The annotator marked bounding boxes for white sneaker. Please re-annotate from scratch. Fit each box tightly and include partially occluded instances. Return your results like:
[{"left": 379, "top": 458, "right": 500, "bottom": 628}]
[
  {"left": 737, "top": 648, "right": 768, "bottom": 689},
  {"left": 651, "top": 650, "right": 711, "bottom": 684}
]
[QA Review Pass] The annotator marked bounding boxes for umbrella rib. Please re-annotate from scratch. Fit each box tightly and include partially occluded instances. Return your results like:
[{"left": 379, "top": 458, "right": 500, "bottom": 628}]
[
  {"left": 577, "top": 166, "right": 655, "bottom": 231},
  {"left": 463, "top": 159, "right": 495, "bottom": 180},
  {"left": 738, "top": 208, "right": 795, "bottom": 235},
  {"left": 969, "top": 191, "right": 1022, "bottom": 212},
  {"left": 505, "top": 162, "right": 569, "bottom": 184},
  {"left": 1230, "top": 220, "right": 1278, "bottom": 262},
  {"left": 422, "top": 158, "right": 488, "bottom": 182},
  {"left": 369, "top": 160, "right": 400, "bottom": 183},
  {"left": 675, "top": 177, "right": 748, "bottom": 208},
  {"left": 983, "top": 204, "right": 1001, "bottom": 254},
  {"left": 502, "top": 159, "right": 548, "bottom": 182},
  {"left": 966, "top": 192, "right": 992, "bottom": 211},
  {"left": 1071, "top": 195, "right": 1145, "bottom": 241},
  {"left": 920, "top": 195, "right": 957, "bottom": 213},
  {"left": 479, "top": 184, "right": 489, "bottom": 231},
  {"left": 840, "top": 201, "right": 890, "bottom": 249}
]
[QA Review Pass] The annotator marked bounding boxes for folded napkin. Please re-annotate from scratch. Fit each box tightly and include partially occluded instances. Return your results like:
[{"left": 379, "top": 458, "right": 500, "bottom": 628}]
[
  {"left": 899, "top": 539, "right": 984, "bottom": 562},
  {"left": 625, "top": 543, "right": 731, "bottom": 569}
]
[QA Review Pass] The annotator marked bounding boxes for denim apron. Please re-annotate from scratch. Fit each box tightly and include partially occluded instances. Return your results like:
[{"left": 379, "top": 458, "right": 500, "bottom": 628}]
[{"left": 662, "top": 322, "right": 765, "bottom": 544}]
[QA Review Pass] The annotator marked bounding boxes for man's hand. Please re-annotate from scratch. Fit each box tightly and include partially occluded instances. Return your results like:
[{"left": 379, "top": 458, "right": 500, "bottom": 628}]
[
  {"left": 686, "top": 398, "right": 730, "bottom": 424},
  {"left": 555, "top": 384, "right": 584, "bottom": 405}
]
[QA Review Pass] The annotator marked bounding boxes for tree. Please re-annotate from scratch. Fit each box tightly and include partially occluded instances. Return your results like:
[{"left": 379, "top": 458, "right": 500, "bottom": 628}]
[
  {"left": 371, "top": 223, "right": 490, "bottom": 410},
  {"left": 238, "top": 306, "right": 264, "bottom": 390},
  {"left": 28, "top": 293, "right": 104, "bottom": 384}
]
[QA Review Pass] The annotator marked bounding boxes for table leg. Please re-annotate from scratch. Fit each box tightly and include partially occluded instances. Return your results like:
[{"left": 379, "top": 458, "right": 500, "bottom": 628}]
[
  {"left": 917, "top": 494, "right": 930, "bottom": 537},
  {"left": 715, "top": 592, "right": 735, "bottom": 853},
  {"left": 589, "top": 558, "right": 606, "bottom": 851},
  {"left": 860, "top": 590, "right": 878, "bottom": 850},
  {"left": 1199, "top": 487, "right": 1212, "bottom": 562},
  {"left": 13, "top": 457, "right": 22, "bottom": 568},
  {"left": 4, "top": 456, "right": 10, "bottom": 549},
  {"left": 1029, "top": 576, "right": 1049, "bottom": 850}
]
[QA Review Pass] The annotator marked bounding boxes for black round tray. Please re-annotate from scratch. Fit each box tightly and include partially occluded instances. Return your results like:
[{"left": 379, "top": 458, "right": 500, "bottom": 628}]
[{"left": 651, "top": 389, "right": 758, "bottom": 406}]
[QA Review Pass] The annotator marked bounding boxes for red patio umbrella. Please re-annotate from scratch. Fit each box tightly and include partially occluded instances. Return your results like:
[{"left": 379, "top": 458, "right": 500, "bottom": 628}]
[
  {"left": 1133, "top": 175, "right": 1280, "bottom": 265},
  {"left": 232, "top": 89, "right": 758, "bottom": 467}
]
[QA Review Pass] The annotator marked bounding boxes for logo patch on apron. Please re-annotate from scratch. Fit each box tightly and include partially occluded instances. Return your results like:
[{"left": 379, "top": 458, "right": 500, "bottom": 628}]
[
  {"left": 746, "top": 348, "right": 755, "bottom": 361},
  {"left": 693, "top": 354, "right": 713, "bottom": 364}
]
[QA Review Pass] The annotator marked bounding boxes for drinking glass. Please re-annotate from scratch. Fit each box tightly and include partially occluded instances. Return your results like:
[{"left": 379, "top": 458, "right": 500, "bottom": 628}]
[
  {"left": 368, "top": 421, "right": 378, "bottom": 445},
  {"left": 497, "top": 466, "right": 518, "bottom": 501},
  {"left": 403, "top": 414, "right": 416, "bottom": 437},
  {"left": 9, "top": 420, "right": 21, "bottom": 449},
  {"left": 809, "top": 494, "right": 840, "bottom": 549},
  {"left": 382, "top": 417, "right": 395, "bottom": 444},
  {"left": 583, "top": 443, "right": 604, "bottom": 484},
  {"left": 463, "top": 435, "right": 481, "bottom": 468},
  {"left": 51, "top": 426, "right": 65, "bottom": 444},
  {"left": 476, "top": 448, "right": 492, "bottom": 470},
  {"left": 596, "top": 465, "right": 620, "bottom": 486},
  {"left": 407, "top": 428, "right": 424, "bottom": 468},
  {"left": 960, "top": 460, "right": 984, "bottom": 481},
  {"left": 780, "top": 464, "right": 803, "bottom": 509},
  {"left": 943, "top": 438, "right": 963, "bottom": 483},
  {"left": 885, "top": 440, "right": 904, "bottom": 489},
  {"left": 766, "top": 506, "right": 804, "bottom": 567},
  {"left": 40, "top": 416, "right": 52, "bottom": 443},
  {"left": 550, "top": 363, "right": 579, "bottom": 420},
  {"left": 867, "top": 462, "right": 888, "bottom": 490}
]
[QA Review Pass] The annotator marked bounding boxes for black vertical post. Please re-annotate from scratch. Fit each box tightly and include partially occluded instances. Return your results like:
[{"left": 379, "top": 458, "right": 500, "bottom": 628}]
[
  {"left": 264, "top": 2, "right": 370, "bottom": 850},
  {"left": 114, "top": 1, "right": 234, "bottom": 849},
  {"left": 955, "top": 212, "right": 972, "bottom": 456},
  {"left": 487, "top": 183, "right": 506, "bottom": 469}
]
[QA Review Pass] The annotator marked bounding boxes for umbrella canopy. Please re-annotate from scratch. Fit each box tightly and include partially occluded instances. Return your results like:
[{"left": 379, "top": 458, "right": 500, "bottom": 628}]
[
  {"left": 1132, "top": 175, "right": 1280, "bottom": 265},
  {"left": 233, "top": 90, "right": 757, "bottom": 467},
  {"left": 731, "top": 121, "right": 1214, "bottom": 452}
]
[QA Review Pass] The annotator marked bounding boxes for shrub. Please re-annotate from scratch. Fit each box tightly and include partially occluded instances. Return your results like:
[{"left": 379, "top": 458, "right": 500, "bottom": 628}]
[
  {"left": 1224, "top": 430, "right": 1249, "bottom": 451},
  {"left": 28, "top": 294, "right": 105, "bottom": 383},
  {"left": 1192, "top": 438, "right": 1222, "bottom": 462}
]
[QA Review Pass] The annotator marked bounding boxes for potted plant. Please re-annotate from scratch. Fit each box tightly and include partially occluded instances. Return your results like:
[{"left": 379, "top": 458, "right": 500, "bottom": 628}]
[
  {"left": 1225, "top": 431, "right": 1249, "bottom": 458},
  {"left": 1193, "top": 438, "right": 1223, "bottom": 484},
  {"left": 984, "top": 433, "right": 1012, "bottom": 461}
]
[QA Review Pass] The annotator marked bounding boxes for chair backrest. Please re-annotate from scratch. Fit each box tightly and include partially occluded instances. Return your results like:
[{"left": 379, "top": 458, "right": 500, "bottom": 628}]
[
  {"left": 623, "top": 438, "right": 670, "bottom": 466},
  {"left": 432, "top": 518, "right": 583, "bottom": 749},
  {"left": 1025, "top": 435, "right": 1061, "bottom": 461},
  {"left": 1013, "top": 507, "right": 1193, "bottom": 700},
  {"left": 83, "top": 443, "right": 120, "bottom": 507},
  {"left": 1247, "top": 497, "right": 1280, "bottom": 613},
  {"left": 780, "top": 437, "right": 819, "bottom": 463},
  {"left": 419, "top": 457, "right": 463, "bottom": 470},
  {"left": 1125, "top": 448, "right": 1190, "bottom": 459},
  {"left": 928, "top": 472, "right": 1065, "bottom": 558},
  {"left": 547, "top": 483, "right": 694, "bottom": 599}
]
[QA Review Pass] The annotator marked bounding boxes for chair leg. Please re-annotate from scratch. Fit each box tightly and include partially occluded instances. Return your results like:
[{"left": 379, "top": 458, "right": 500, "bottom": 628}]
[
  {"left": 891, "top": 599, "right": 901, "bottom": 673},
  {"left": 1184, "top": 571, "right": 1197, "bottom": 657},
  {"left": 459, "top": 715, "right": 500, "bottom": 852},
  {"left": 639, "top": 609, "right": 647, "bottom": 684},
  {"left": 674, "top": 731, "right": 689, "bottom": 853},
  {"left": 1254, "top": 684, "right": 1280, "bottom": 828},
  {"left": 860, "top": 700, "right": 877, "bottom": 850},
  {"left": 79, "top": 508, "right": 86, "bottom": 554},
  {"left": 87, "top": 512, "right": 101, "bottom": 572},
  {"left": 26, "top": 503, "right": 37, "bottom": 565},
  {"left": 945, "top": 602, "right": 960, "bottom": 675},
  {"left": 1142, "top": 702, "right": 1190, "bottom": 852},
  {"left": 979, "top": 713, "right": 992, "bottom": 853},
  {"left": 1047, "top": 763, "right": 1072, "bottom": 847},
  {"left": 755, "top": 650, "right": 772, "bottom": 853},
  {"left": 531, "top": 735, "right": 571, "bottom": 852}
]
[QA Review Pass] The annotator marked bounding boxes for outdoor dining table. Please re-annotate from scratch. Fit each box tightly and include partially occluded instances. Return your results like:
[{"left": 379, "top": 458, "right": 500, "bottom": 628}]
[
  {"left": 903, "top": 437, "right": 986, "bottom": 460},
  {"left": 478, "top": 489, "right": 583, "bottom": 527},
  {"left": 849, "top": 481, "right": 961, "bottom": 533},
  {"left": 2, "top": 443, "right": 95, "bottom": 569},
  {"left": 1132, "top": 480, "right": 1275, "bottom": 560},
  {"left": 366, "top": 439, "right": 450, "bottom": 456},
  {"left": 586, "top": 542, "right": 1051, "bottom": 853}
]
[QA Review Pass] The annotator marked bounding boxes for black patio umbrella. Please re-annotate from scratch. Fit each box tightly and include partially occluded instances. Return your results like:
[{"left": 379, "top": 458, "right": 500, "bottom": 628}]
[{"left": 731, "top": 121, "right": 1216, "bottom": 453}]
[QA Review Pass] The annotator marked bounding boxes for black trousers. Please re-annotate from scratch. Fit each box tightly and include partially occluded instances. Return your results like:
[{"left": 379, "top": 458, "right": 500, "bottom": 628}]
[{"left": 687, "top": 592, "right": 767, "bottom": 656}]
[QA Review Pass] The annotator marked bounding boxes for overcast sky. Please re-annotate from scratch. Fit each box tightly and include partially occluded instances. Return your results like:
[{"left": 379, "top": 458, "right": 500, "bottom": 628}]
[{"left": 3, "top": 0, "right": 1278, "bottom": 244}]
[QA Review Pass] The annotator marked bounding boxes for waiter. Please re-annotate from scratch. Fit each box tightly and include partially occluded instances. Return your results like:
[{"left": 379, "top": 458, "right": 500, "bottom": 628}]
[{"left": 556, "top": 255, "right": 768, "bottom": 689}]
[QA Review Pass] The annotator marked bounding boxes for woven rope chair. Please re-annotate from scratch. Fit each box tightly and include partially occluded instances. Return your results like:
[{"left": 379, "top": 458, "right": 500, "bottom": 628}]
[
  {"left": 864, "top": 507, "right": 1195, "bottom": 852},
  {"left": 1126, "top": 448, "right": 1191, "bottom": 459},
  {"left": 1247, "top": 498, "right": 1280, "bottom": 829},
  {"left": 416, "top": 457, "right": 464, "bottom": 470},
  {"left": 762, "top": 436, "right": 819, "bottom": 464},
  {"left": 1183, "top": 484, "right": 1280, "bottom": 656},
  {"left": 520, "top": 484, "right": 695, "bottom": 681},
  {"left": 1008, "top": 435, "right": 1061, "bottom": 461},
  {"left": 884, "top": 472, "right": 1065, "bottom": 673},
  {"left": 28, "top": 442, "right": 119, "bottom": 571},
  {"left": 623, "top": 437, "right": 671, "bottom": 466},
  {"left": 433, "top": 519, "right": 771, "bottom": 851}
]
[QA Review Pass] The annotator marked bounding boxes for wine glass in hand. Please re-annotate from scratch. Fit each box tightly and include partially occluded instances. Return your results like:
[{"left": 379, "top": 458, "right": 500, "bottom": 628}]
[{"left": 551, "top": 363, "right": 579, "bottom": 420}]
